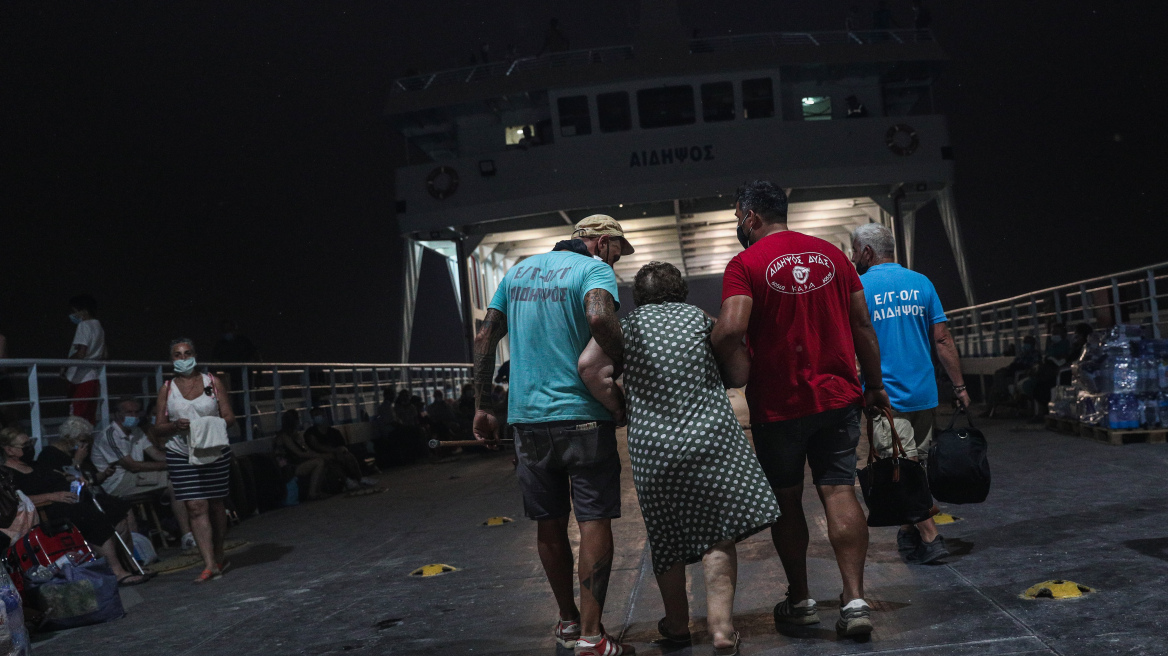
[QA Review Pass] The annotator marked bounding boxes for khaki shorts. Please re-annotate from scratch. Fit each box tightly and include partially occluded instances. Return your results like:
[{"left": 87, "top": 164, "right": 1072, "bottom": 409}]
[
  {"left": 107, "top": 470, "right": 170, "bottom": 499},
  {"left": 872, "top": 407, "right": 936, "bottom": 460}
]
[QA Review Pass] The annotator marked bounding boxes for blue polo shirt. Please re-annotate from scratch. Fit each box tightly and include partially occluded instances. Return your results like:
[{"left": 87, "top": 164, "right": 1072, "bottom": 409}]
[
  {"left": 860, "top": 263, "right": 948, "bottom": 412},
  {"left": 489, "top": 250, "right": 620, "bottom": 424}
]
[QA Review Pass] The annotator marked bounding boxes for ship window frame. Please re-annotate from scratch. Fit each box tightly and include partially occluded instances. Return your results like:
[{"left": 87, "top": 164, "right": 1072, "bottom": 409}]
[
  {"left": 742, "top": 78, "right": 776, "bottom": 119},
  {"left": 597, "top": 91, "right": 632, "bottom": 133},
  {"left": 700, "top": 81, "right": 736, "bottom": 123},
  {"left": 637, "top": 85, "right": 697, "bottom": 129},
  {"left": 801, "top": 95, "right": 832, "bottom": 121},
  {"left": 557, "top": 95, "right": 593, "bottom": 137}
]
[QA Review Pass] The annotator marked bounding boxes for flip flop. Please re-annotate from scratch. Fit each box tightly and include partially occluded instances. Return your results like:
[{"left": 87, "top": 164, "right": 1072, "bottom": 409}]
[
  {"left": 654, "top": 617, "right": 692, "bottom": 647},
  {"left": 118, "top": 572, "right": 155, "bottom": 587},
  {"left": 713, "top": 631, "right": 741, "bottom": 656}
]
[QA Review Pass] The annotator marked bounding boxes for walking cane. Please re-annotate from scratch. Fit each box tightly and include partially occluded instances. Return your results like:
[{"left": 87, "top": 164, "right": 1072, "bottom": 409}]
[{"left": 88, "top": 488, "right": 147, "bottom": 576}]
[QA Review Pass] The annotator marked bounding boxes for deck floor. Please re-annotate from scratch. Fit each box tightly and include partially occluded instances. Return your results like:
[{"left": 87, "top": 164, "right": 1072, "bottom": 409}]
[{"left": 32, "top": 412, "right": 1168, "bottom": 655}]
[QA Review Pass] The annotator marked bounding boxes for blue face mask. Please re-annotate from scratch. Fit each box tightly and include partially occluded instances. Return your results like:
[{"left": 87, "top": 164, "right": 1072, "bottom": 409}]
[
  {"left": 122, "top": 416, "right": 140, "bottom": 428},
  {"left": 174, "top": 358, "right": 197, "bottom": 375},
  {"left": 69, "top": 313, "right": 83, "bottom": 325}
]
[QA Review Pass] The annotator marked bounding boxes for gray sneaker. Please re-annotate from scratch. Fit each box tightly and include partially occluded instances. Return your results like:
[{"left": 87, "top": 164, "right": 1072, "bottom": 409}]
[
  {"left": 897, "top": 526, "right": 922, "bottom": 559},
  {"left": 836, "top": 600, "right": 873, "bottom": 639},
  {"left": 773, "top": 592, "right": 820, "bottom": 626},
  {"left": 914, "top": 535, "right": 950, "bottom": 564}
]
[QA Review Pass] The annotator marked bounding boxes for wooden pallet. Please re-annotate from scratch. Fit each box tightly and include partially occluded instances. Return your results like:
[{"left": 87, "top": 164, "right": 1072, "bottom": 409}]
[
  {"left": 1044, "top": 416, "right": 1080, "bottom": 435},
  {"left": 1078, "top": 423, "right": 1167, "bottom": 446}
]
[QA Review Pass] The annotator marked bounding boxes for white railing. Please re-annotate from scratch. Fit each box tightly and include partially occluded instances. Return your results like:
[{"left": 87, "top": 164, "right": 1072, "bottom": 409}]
[
  {"left": 689, "top": 29, "right": 934, "bottom": 53},
  {"left": 0, "top": 359, "right": 472, "bottom": 451},
  {"left": 945, "top": 261, "right": 1166, "bottom": 358},
  {"left": 390, "top": 45, "right": 636, "bottom": 94}
]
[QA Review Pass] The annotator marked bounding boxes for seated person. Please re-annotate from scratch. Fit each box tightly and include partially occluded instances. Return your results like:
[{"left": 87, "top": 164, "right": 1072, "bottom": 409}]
[
  {"left": 36, "top": 416, "right": 92, "bottom": 478},
  {"left": 273, "top": 410, "right": 328, "bottom": 500},
  {"left": 0, "top": 426, "right": 151, "bottom": 586},
  {"left": 425, "top": 390, "right": 459, "bottom": 441},
  {"left": 92, "top": 397, "right": 194, "bottom": 548},
  {"left": 992, "top": 335, "right": 1040, "bottom": 405},
  {"left": 1027, "top": 324, "right": 1072, "bottom": 416},
  {"left": 304, "top": 407, "right": 376, "bottom": 488}
]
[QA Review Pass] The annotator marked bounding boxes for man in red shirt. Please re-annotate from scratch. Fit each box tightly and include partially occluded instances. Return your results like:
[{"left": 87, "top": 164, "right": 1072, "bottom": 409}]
[{"left": 712, "top": 180, "right": 889, "bottom": 640}]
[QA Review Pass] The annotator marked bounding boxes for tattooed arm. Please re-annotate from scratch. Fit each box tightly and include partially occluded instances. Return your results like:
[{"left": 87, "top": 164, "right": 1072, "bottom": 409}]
[
  {"left": 472, "top": 308, "right": 508, "bottom": 444},
  {"left": 584, "top": 289, "right": 624, "bottom": 377}
]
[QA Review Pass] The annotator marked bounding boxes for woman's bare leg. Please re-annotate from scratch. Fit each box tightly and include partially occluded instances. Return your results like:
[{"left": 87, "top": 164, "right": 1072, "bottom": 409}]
[
  {"left": 703, "top": 540, "right": 738, "bottom": 648},
  {"left": 209, "top": 498, "right": 227, "bottom": 564},
  {"left": 184, "top": 499, "right": 214, "bottom": 571},
  {"left": 654, "top": 561, "right": 690, "bottom": 636}
]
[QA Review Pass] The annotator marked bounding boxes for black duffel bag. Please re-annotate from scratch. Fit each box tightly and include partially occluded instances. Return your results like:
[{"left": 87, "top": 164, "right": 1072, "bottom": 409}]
[
  {"left": 858, "top": 407, "right": 938, "bottom": 527},
  {"left": 927, "top": 406, "right": 991, "bottom": 504}
]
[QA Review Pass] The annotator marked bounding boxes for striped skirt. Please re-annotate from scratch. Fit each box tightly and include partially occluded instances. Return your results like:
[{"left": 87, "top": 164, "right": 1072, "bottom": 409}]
[{"left": 166, "top": 447, "right": 232, "bottom": 501}]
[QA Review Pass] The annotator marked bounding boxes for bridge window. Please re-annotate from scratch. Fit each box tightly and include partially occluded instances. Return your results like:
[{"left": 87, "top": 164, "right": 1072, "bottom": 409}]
[
  {"left": 597, "top": 92, "right": 632, "bottom": 132},
  {"left": 637, "top": 86, "right": 696, "bottom": 129},
  {"left": 558, "top": 95, "right": 592, "bottom": 136},
  {"left": 801, "top": 96, "right": 832, "bottom": 121},
  {"left": 742, "top": 78, "right": 775, "bottom": 119},
  {"left": 701, "top": 82, "right": 735, "bottom": 122}
]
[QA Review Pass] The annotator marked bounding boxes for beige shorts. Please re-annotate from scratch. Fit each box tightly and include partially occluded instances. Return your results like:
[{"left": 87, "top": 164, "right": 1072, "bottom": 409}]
[
  {"left": 108, "top": 470, "right": 170, "bottom": 499},
  {"left": 872, "top": 408, "right": 936, "bottom": 460}
]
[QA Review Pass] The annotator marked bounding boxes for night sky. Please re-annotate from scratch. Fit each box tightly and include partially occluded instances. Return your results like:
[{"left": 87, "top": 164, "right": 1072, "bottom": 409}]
[{"left": 3, "top": 2, "right": 1162, "bottom": 364}]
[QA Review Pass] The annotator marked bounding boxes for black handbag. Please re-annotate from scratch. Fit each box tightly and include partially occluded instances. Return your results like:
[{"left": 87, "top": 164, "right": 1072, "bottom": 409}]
[
  {"left": 857, "top": 407, "right": 938, "bottom": 527},
  {"left": 927, "top": 406, "right": 991, "bottom": 504}
]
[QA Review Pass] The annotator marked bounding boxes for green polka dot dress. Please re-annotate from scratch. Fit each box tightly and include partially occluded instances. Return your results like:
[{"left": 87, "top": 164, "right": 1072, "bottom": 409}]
[{"left": 621, "top": 302, "right": 781, "bottom": 575}]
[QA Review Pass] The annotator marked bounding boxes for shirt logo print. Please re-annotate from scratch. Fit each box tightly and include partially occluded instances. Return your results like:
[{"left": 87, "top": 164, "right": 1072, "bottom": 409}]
[{"left": 765, "top": 252, "right": 836, "bottom": 295}]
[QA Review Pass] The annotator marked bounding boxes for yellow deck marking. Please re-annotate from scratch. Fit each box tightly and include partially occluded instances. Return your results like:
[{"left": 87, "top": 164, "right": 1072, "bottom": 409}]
[
  {"left": 933, "top": 513, "right": 961, "bottom": 525},
  {"left": 482, "top": 516, "right": 514, "bottom": 527},
  {"left": 410, "top": 564, "right": 459, "bottom": 577},
  {"left": 1020, "top": 580, "right": 1094, "bottom": 599}
]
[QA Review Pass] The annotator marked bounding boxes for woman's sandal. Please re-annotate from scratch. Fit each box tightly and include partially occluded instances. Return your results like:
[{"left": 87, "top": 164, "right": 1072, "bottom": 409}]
[
  {"left": 213, "top": 560, "right": 231, "bottom": 579},
  {"left": 117, "top": 572, "right": 155, "bottom": 587},
  {"left": 713, "top": 631, "right": 741, "bottom": 656},
  {"left": 193, "top": 568, "right": 216, "bottom": 584},
  {"left": 653, "top": 617, "right": 693, "bottom": 647}
]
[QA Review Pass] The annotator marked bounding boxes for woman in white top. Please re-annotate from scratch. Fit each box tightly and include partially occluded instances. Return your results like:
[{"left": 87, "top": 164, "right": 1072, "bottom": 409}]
[{"left": 154, "top": 338, "right": 236, "bottom": 583}]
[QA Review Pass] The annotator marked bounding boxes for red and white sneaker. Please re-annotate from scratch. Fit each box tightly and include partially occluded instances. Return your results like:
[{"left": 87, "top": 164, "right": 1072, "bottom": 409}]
[
  {"left": 555, "top": 616, "right": 581, "bottom": 648},
  {"left": 574, "top": 632, "right": 635, "bottom": 656}
]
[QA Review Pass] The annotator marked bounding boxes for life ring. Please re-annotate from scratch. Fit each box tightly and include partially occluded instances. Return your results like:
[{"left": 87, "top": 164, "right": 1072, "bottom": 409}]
[
  {"left": 426, "top": 166, "right": 459, "bottom": 200},
  {"left": 885, "top": 124, "right": 919, "bottom": 156}
]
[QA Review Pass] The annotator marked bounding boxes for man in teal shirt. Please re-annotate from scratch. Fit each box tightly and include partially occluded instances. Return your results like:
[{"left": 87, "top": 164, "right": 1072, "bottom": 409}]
[
  {"left": 473, "top": 215, "right": 634, "bottom": 656},
  {"left": 851, "top": 223, "right": 971, "bottom": 566}
]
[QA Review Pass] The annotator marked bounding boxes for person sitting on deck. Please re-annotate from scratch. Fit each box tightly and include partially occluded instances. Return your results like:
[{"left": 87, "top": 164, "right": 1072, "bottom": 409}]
[
  {"left": 273, "top": 410, "right": 328, "bottom": 500},
  {"left": 304, "top": 407, "right": 375, "bottom": 489}
]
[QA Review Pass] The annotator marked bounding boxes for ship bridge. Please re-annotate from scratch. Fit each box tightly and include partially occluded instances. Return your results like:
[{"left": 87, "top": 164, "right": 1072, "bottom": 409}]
[{"left": 388, "top": 1, "right": 974, "bottom": 360}]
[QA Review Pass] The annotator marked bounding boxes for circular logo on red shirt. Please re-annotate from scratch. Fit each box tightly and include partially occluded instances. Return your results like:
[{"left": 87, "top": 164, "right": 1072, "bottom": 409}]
[{"left": 765, "top": 252, "right": 836, "bottom": 294}]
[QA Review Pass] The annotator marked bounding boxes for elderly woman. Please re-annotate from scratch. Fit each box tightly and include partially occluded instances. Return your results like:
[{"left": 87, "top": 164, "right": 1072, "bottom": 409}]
[
  {"left": 154, "top": 338, "right": 236, "bottom": 583},
  {"left": 578, "top": 262, "right": 780, "bottom": 655},
  {"left": 0, "top": 426, "right": 151, "bottom": 586}
]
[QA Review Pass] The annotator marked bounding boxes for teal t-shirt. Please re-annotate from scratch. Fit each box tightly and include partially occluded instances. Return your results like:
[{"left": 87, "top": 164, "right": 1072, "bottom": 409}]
[
  {"left": 489, "top": 250, "right": 620, "bottom": 424},
  {"left": 860, "top": 263, "right": 948, "bottom": 412}
]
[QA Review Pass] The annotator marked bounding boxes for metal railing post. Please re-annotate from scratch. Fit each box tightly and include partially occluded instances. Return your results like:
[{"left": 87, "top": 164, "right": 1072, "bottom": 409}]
[
  {"left": 242, "top": 367, "right": 253, "bottom": 441},
  {"left": 273, "top": 367, "right": 284, "bottom": 415},
  {"left": 302, "top": 369, "right": 312, "bottom": 411},
  {"left": 155, "top": 365, "right": 164, "bottom": 391},
  {"left": 1053, "top": 290, "right": 1063, "bottom": 323},
  {"left": 1010, "top": 302, "right": 1020, "bottom": 350},
  {"left": 1111, "top": 277, "right": 1122, "bottom": 325},
  {"left": 98, "top": 364, "right": 111, "bottom": 432},
  {"left": 1149, "top": 269, "right": 1162, "bottom": 339},
  {"left": 372, "top": 368, "right": 381, "bottom": 408},
  {"left": 28, "top": 365, "right": 42, "bottom": 455},
  {"left": 1080, "top": 283, "right": 1093, "bottom": 323},
  {"left": 352, "top": 367, "right": 362, "bottom": 421},
  {"left": 329, "top": 368, "right": 339, "bottom": 421},
  {"left": 962, "top": 311, "right": 971, "bottom": 356},
  {"left": 1028, "top": 295, "right": 1040, "bottom": 337}
]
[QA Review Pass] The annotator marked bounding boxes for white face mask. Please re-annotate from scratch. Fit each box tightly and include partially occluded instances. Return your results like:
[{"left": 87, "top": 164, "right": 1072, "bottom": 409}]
[{"left": 174, "top": 358, "right": 197, "bottom": 375}]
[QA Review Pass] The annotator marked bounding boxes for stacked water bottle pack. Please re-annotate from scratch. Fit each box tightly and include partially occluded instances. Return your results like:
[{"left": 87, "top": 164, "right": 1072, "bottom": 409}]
[{"left": 1062, "top": 325, "right": 1168, "bottom": 430}]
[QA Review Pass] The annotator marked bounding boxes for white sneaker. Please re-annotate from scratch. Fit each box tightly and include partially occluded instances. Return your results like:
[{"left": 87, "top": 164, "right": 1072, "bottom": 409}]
[
  {"left": 360, "top": 477, "right": 378, "bottom": 487},
  {"left": 181, "top": 532, "right": 196, "bottom": 550},
  {"left": 344, "top": 478, "right": 361, "bottom": 491}
]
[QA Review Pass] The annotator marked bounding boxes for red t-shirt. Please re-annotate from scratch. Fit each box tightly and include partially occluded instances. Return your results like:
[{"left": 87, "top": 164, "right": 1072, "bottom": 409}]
[{"left": 722, "top": 230, "right": 864, "bottom": 423}]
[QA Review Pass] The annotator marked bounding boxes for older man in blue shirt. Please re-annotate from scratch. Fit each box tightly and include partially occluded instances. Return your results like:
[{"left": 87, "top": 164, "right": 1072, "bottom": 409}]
[{"left": 851, "top": 223, "right": 972, "bottom": 564}]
